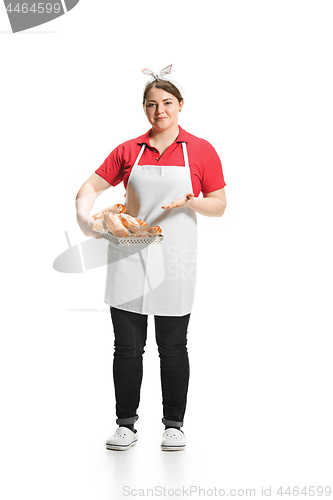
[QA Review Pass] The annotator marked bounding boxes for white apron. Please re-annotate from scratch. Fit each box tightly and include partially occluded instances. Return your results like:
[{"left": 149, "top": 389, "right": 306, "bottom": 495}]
[{"left": 104, "top": 142, "right": 197, "bottom": 316}]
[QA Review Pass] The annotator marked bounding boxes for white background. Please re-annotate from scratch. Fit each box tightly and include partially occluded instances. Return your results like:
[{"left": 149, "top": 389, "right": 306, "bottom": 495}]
[{"left": 1, "top": 1, "right": 332, "bottom": 498}]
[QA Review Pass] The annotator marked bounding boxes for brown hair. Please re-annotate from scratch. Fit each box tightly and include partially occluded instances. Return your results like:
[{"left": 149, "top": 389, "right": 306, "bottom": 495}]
[{"left": 143, "top": 79, "right": 183, "bottom": 105}]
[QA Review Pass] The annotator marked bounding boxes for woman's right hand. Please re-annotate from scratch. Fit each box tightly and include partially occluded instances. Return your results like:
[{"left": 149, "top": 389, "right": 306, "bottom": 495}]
[
  {"left": 76, "top": 173, "right": 112, "bottom": 239},
  {"left": 77, "top": 213, "right": 102, "bottom": 239}
]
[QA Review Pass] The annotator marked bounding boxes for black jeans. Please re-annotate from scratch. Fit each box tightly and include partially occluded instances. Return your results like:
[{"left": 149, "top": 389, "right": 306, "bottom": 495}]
[{"left": 110, "top": 307, "right": 190, "bottom": 428}]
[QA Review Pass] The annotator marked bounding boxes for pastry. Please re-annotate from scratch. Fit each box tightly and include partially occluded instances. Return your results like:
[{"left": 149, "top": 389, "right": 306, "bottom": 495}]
[
  {"left": 91, "top": 203, "right": 162, "bottom": 240},
  {"left": 92, "top": 203, "right": 126, "bottom": 220},
  {"left": 135, "top": 218, "right": 148, "bottom": 227},
  {"left": 147, "top": 226, "right": 162, "bottom": 235},
  {"left": 118, "top": 213, "right": 141, "bottom": 228},
  {"left": 131, "top": 231, "right": 153, "bottom": 238},
  {"left": 104, "top": 212, "right": 129, "bottom": 237},
  {"left": 91, "top": 210, "right": 105, "bottom": 220},
  {"left": 127, "top": 225, "right": 146, "bottom": 234},
  {"left": 92, "top": 219, "right": 108, "bottom": 233},
  {"left": 106, "top": 204, "right": 126, "bottom": 214}
]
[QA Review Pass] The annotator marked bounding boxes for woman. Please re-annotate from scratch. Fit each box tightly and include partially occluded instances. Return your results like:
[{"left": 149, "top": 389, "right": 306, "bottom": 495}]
[{"left": 75, "top": 66, "right": 227, "bottom": 451}]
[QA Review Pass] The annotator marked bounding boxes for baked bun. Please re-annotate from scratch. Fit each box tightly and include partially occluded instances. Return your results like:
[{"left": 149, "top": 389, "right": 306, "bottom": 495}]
[
  {"left": 131, "top": 231, "right": 153, "bottom": 238},
  {"left": 92, "top": 203, "right": 126, "bottom": 220},
  {"left": 104, "top": 212, "right": 129, "bottom": 237},
  {"left": 92, "top": 219, "right": 108, "bottom": 233},
  {"left": 105, "top": 204, "right": 126, "bottom": 214},
  {"left": 118, "top": 213, "right": 141, "bottom": 228},
  {"left": 92, "top": 210, "right": 105, "bottom": 220},
  {"left": 147, "top": 226, "right": 162, "bottom": 235},
  {"left": 135, "top": 218, "right": 148, "bottom": 227}
]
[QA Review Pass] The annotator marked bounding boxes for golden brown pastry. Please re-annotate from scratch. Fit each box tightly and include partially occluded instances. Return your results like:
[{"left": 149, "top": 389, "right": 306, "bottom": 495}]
[
  {"left": 135, "top": 218, "right": 148, "bottom": 227},
  {"left": 127, "top": 225, "right": 146, "bottom": 234},
  {"left": 118, "top": 213, "right": 141, "bottom": 228},
  {"left": 92, "top": 210, "right": 105, "bottom": 220},
  {"left": 92, "top": 204, "right": 126, "bottom": 220},
  {"left": 92, "top": 219, "right": 108, "bottom": 233},
  {"left": 91, "top": 204, "right": 162, "bottom": 240},
  {"left": 105, "top": 204, "right": 126, "bottom": 214},
  {"left": 147, "top": 226, "right": 162, "bottom": 235},
  {"left": 131, "top": 231, "right": 153, "bottom": 238},
  {"left": 104, "top": 212, "right": 129, "bottom": 237}
]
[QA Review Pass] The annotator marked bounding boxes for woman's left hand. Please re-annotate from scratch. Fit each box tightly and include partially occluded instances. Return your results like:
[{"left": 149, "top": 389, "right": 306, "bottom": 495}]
[{"left": 162, "top": 193, "right": 194, "bottom": 210}]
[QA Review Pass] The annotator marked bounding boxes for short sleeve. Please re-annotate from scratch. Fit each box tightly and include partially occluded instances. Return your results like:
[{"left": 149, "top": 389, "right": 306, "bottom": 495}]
[
  {"left": 95, "top": 145, "right": 124, "bottom": 187},
  {"left": 200, "top": 146, "right": 226, "bottom": 195}
]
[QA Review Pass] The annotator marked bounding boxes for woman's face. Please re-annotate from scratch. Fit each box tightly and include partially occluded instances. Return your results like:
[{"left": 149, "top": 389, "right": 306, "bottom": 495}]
[{"left": 143, "top": 87, "right": 183, "bottom": 131}]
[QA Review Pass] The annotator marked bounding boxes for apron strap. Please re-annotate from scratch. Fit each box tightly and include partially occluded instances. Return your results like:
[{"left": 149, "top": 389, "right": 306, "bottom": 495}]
[
  {"left": 181, "top": 142, "right": 189, "bottom": 169},
  {"left": 133, "top": 144, "right": 146, "bottom": 167}
]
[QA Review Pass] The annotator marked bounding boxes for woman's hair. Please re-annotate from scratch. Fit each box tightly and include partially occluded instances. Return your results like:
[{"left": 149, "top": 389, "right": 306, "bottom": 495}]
[{"left": 143, "top": 79, "right": 183, "bottom": 105}]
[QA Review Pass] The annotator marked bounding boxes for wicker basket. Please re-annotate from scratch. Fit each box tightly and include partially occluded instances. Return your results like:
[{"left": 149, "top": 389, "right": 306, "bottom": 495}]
[{"left": 96, "top": 231, "right": 164, "bottom": 246}]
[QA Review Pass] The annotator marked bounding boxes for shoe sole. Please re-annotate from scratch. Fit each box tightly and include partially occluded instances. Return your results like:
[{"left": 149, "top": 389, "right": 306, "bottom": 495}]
[
  {"left": 106, "top": 440, "right": 138, "bottom": 451},
  {"left": 161, "top": 445, "right": 186, "bottom": 451}
]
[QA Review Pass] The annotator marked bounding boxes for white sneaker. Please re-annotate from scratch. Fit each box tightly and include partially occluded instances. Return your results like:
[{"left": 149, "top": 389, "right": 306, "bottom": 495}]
[
  {"left": 106, "top": 427, "right": 138, "bottom": 451},
  {"left": 161, "top": 428, "right": 186, "bottom": 451}
]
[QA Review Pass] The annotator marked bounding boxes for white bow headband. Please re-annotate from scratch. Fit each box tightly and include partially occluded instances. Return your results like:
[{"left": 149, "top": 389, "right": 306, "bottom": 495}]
[{"left": 142, "top": 64, "right": 172, "bottom": 81}]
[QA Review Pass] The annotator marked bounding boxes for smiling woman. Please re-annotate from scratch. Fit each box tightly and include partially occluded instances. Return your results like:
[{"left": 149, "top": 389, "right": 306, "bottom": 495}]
[{"left": 75, "top": 65, "right": 227, "bottom": 452}]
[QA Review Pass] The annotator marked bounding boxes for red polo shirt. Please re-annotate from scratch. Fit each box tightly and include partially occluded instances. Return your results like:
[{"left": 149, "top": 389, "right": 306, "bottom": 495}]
[{"left": 95, "top": 126, "right": 226, "bottom": 197}]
